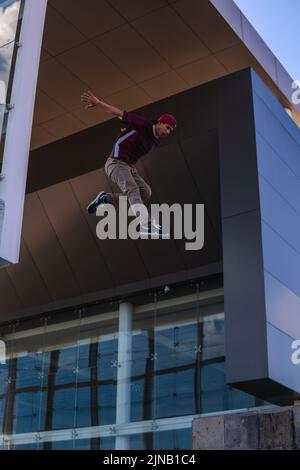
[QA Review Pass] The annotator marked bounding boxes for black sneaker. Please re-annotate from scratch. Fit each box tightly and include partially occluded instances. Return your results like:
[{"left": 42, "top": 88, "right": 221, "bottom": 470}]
[
  {"left": 140, "top": 220, "right": 169, "bottom": 238},
  {"left": 87, "top": 191, "right": 107, "bottom": 214}
]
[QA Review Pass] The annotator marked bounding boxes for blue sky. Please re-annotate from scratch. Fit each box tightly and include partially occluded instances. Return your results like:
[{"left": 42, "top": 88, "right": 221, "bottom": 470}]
[{"left": 234, "top": 0, "right": 300, "bottom": 80}]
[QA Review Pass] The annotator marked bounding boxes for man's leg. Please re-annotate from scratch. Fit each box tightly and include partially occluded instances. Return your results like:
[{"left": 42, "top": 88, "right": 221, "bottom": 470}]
[
  {"left": 105, "top": 159, "right": 149, "bottom": 225},
  {"left": 131, "top": 167, "right": 152, "bottom": 202},
  {"left": 104, "top": 158, "right": 124, "bottom": 204},
  {"left": 87, "top": 158, "right": 148, "bottom": 215},
  {"left": 131, "top": 167, "right": 168, "bottom": 237}
]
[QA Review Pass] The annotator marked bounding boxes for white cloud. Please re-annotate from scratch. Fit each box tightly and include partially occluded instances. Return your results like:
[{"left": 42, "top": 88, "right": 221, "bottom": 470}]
[
  {"left": 0, "top": 0, "right": 20, "bottom": 47},
  {"left": 0, "top": 0, "right": 20, "bottom": 102},
  {"left": 0, "top": 79, "right": 5, "bottom": 103}
]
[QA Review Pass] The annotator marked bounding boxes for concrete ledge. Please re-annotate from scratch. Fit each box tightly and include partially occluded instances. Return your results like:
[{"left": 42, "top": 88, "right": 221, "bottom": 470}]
[
  {"left": 193, "top": 415, "right": 225, "bottom": 450},
  {"left": 193, "top": 406, "right": 300, "bottom": 449}
]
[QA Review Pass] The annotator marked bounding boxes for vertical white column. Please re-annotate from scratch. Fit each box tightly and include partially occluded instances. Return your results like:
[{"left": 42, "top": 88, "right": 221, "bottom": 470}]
[
  {"left": 115, "top": 302, "right": 133, "bottom": 450},
  {"left": 0, "top": 0, "right": 48, "bottom": 266}
]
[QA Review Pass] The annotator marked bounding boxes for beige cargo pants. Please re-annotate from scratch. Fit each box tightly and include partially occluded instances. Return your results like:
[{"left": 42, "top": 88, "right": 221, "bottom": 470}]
[{"left": 104, "top": 156, "right": 151, "bottom": 224}]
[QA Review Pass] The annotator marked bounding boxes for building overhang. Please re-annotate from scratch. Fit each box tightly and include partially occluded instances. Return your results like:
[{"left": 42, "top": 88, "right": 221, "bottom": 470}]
[{"left": 28, "top": 0, "right": 300, "bottom": 152}]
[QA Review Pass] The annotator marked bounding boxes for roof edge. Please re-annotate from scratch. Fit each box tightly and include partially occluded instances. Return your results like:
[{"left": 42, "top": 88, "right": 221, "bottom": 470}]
[{"left": 209, "top": 0, "right": 300, "bottom": 126}]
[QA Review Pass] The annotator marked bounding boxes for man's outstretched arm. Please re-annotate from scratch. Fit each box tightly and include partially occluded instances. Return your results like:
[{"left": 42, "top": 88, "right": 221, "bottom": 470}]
[{"left": 80, "top": 91, "right": 124, "bottom": 120}]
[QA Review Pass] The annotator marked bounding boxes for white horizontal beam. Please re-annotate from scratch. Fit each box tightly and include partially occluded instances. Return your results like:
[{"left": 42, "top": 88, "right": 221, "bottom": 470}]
[{"left": 0, "top": 405, "right": 276, "bottom": 447}]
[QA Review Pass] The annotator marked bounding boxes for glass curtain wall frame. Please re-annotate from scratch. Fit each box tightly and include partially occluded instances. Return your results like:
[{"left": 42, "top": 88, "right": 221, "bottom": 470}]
[
  {"left": 0, "top": 281, "right": 271, "bottom": 450},
  {"left": 0, "top": 299, "right": 120, "bottom": 450},
  {"left": 0, "top": 0, "right": 25, "bottom": 171}
]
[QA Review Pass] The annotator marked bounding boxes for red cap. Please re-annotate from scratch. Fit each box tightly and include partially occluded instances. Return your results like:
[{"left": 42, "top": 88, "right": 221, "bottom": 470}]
[{"left": 158, "top": 114, "right": 177, "bottom": 128}]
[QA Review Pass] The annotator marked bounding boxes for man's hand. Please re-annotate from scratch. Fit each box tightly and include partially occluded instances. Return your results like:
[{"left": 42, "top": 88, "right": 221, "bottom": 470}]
[
  {"left": 80, "top": 91, "right": 124, "bottom": 119},
  {"left": 80, "top": 90, "right": 101, "bottom": 109}
]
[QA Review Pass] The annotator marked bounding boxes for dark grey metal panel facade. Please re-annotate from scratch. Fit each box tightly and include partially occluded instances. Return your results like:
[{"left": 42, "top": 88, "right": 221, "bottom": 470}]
[
  {"left": 216, "top": 70, "right": 269, "bottom": 389},
  {"left": 222, "top": 210, "right": 268, "bottom": 383}
]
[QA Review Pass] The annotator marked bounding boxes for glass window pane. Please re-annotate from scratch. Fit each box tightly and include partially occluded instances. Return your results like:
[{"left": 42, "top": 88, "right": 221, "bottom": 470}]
[
  {"left": 0, "top": 104, "right": 8, "bottom": 144},
  {"left": 0, "top": 397, "right": 5, "bottom": 432},
  {"left": 55, "top": 346, "right": 79, "bottom": 385},
  {"left": 75, "top": 386, "right": 91, "bottom": 428},
  {"left": 202, "top": 314, "right": 225, "bottom": 360},
  {"left": 154, "top": 428, "right": 192, "bottom": 450},
  {"left": 74, "top": 437, "right": 115, "bottom": 450},
  {"left": 97, "top": 337, "right": 118, "bottom": 381},
  {"left": 0, "top": 357, "right": 8, "bottom": 395},
  {"left": 128, "top": 428, "right": 192, "bottom": 450},
  {"left": 0, "top": 40, "right": 15, "bottom": 103},
  {"left": 0, "top": 0, "right": 23, "bottom": 48},
  {"left": 14, "top": 443, "right": 38, "bottom": 450},
  {"left": 201, "top": 362, "right": 256, "bottom": 413},
  {"left": 15, "top": 351, "right": 51, "bottom": 388},
  {"left": 154, "top": 369, "right": 196, "bottom": 419},
  {"left": 12, "top": 391, "right": 47, "bottom": 434},
  {"left": 51, "top": 440, "right": 74, "bottom": 450},
  {"left": 98, "top": 384, "right": 116, "bottom": 425},
  {"left": 52, "top": 387, "right": 76, "bottom": 430}
]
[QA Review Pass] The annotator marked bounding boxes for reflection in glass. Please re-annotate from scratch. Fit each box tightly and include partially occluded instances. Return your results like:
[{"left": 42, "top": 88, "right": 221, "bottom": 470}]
[
  {"left": 52, "top": 387, "right": 76, "bottom": 431},
  {"left": 13, "top": 443, "right": 38, "bottom": 450},
  {"left": 15, "top": 351, "right": 51, "bottom": 388},
  {"left": 155, "top": 429, "right": 192, "bottom": 450},
  {"left": 0, "top": 397, "right": 5, "bottom": 432},
  {"left": 0, "top": 40, "right": 15, "bottom": 104},
  {"left": 47, "top": 437, "right": 115, "bottom": 451},
  {"left": 0, "top": 0, "right": 23, "bottom": 171},
  {"left": 131, "top": 296, "right": 259, "bottom": 422},
  {"left": 129, "top": 429, "right": 192, "bottom": 450},
  {"left": 0, "top": 354, "right": 8, "bottom": 395},
  {"left": 0, "top": 283, "right": 269, "bottom": 449},
  {"left": 13, "top": 391, "right": 47, "bottom": 434},
  {"left": 0, "top": 97, "right": 8, "bottom": 150},
  {"left": 0, "top": 0, "right": 22, "bottom": 48},
  {"left": 98, "top": 384, "right": 116, "bottom": 425}
]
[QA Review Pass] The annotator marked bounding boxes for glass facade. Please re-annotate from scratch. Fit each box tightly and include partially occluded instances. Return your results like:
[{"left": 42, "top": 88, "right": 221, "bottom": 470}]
[
  {"left": 0, "top": 0, "right": 24, "bottom": 169},
  {"left": 0, "top": 281, "right": 267, "bottom": 450}
]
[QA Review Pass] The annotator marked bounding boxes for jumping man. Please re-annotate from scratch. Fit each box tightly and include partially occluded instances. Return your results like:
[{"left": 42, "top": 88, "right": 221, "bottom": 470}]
[{"left": 80, "top": 90, "right": 177, "bottom": 236}]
